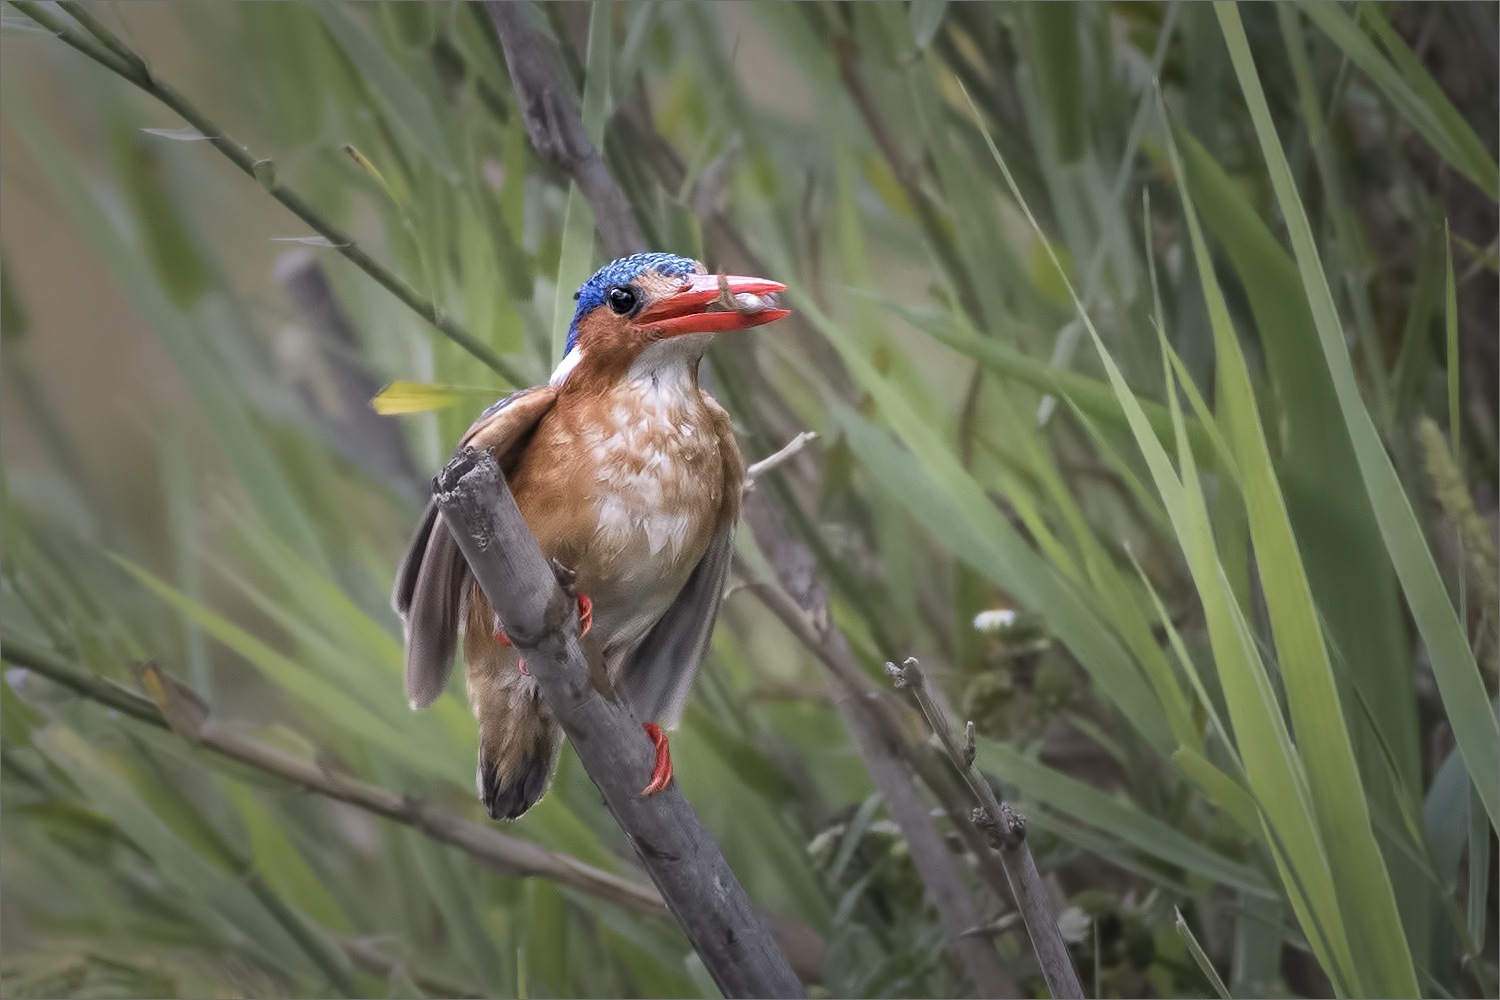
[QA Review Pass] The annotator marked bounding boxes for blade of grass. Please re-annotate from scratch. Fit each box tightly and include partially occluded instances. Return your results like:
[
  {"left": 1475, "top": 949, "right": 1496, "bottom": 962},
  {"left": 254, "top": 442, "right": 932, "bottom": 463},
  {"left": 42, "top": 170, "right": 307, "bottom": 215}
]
[
  {"left": 114, "top": 556, "right": 466, "bottom": 783},
  {"left": 1445, "top": 222, "right": 1460, "bottom": 458},
  {"left": 1162, "top": 95, "right": 1420, "bottom": 996},
  {"left": 313, "top": 3, "right": 457, "bottom": 181},
  {"left": 975, "top": 737, "right": 1273, "bottom": 898},
  {"left": 1305, "top": 1, "right": 1498, "bottom": 198},
  {"left": 1176, "top": 907, "right": 1233, "bottom": 1000},
  {"left": 830, "top": 397, "right": 1173, "bottom": 754},
  {"left": 1218, "top": 0, "right": 1499, "bottom": 833},
  {"left": 961, "top": 79, "right": 1359, "bottom": 992},
  {"left": 886, "top": 299, "right": 1216, "bottom": 463}
]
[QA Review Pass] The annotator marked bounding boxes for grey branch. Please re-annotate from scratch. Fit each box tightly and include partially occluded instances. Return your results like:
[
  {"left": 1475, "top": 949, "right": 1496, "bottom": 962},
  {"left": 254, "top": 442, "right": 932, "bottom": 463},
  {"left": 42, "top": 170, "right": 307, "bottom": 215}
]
[
  {"left": 14, "top": 1, "right": 523, "bottom": 386},
  {"left": 484, "top": 0, "right": 644, "bottom": 260},
  {"left": 433, "top": 448, "right": 805, "bottom": 999},
  {"left": 735, "top": 554, "right": 1020, "bottom": 999},
  {"left": 887, "top": 658, "right": 1084, "bottom": 999}
]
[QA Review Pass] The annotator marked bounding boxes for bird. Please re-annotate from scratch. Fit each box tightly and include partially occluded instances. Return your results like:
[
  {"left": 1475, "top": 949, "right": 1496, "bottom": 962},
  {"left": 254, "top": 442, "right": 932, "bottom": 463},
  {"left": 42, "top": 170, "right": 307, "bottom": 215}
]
[{"left": 394, "top": 252, "right": 790, "bottom": 820}]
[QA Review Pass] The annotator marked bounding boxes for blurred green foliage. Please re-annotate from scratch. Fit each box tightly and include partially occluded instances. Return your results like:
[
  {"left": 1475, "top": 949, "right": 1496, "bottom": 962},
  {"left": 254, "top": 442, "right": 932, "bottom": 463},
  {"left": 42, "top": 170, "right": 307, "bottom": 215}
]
[{"left": 1, "top": 2, "right": 1496, "bottom": 997}]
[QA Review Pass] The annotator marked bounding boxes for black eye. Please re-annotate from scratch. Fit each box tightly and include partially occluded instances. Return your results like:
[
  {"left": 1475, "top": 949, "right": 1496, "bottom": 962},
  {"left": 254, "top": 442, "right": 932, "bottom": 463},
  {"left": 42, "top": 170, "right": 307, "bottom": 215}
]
[{"left": 607, "top": 285, "right": 638, "bottom": 315}]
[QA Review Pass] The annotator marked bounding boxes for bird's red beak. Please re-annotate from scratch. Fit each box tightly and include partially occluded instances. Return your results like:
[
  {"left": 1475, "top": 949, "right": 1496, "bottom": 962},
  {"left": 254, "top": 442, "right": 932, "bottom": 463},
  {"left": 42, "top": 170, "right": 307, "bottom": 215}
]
[{"left": 634, "top": 273, "right": 791, "bottom": 335}]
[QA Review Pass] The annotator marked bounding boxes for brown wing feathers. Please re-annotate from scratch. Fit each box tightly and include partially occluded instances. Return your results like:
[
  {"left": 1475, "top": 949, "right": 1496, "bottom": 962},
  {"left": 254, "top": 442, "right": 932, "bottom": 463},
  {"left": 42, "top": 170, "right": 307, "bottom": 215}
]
[{"left": 394, "top": 387, "right": 558, "bottom": 709}]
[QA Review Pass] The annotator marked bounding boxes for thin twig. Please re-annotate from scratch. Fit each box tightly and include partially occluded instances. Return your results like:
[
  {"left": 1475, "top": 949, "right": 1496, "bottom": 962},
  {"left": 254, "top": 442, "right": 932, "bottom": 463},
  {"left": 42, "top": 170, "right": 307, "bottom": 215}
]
[
  {"left": 734, "top": 557, "right": 1020, "bottom": 999},
  {"left": 13, "top": 1, "right": 523, "bottom": 387},
  {"left": 745, "top": 431, "right": 818, "bottom": 485},
  {"left": 887, "top": 657, "right": 1084, "bottom": 999},
  {"left": 0, "top": 636, "right": 663, "bottom": 916},
  {"left": 433, "top": 449, "right": 805, "bottom": 999}
]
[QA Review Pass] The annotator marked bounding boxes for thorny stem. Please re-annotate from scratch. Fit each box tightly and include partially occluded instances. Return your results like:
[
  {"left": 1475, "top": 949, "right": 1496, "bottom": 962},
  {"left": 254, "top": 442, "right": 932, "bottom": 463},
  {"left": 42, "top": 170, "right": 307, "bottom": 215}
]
[
  {"left": 14, "top": 1, "right": 525, "bottom": 387},
  {"left": 887, "top": 657, "right": 1085, "bottom": 999}
]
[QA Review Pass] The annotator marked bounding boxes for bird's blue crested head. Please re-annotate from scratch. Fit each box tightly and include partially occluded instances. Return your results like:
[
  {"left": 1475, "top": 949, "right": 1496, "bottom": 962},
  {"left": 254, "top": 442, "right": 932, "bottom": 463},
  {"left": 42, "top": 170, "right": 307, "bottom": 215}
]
[{"left": 566, "top": 253, "right": 700, "bottom": 356}]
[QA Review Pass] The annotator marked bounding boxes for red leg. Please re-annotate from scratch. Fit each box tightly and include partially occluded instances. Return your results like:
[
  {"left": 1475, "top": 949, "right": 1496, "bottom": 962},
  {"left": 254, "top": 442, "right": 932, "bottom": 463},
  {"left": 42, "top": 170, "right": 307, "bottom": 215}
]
[
  {"left": 641, "top": 723, "right": 673, "bottom": 795},
  {"left": 498, "top": 592, "right": 588, "bottom": 674},
  {"left": 492, "top": 627, "right": 528, "bottom": 674}
]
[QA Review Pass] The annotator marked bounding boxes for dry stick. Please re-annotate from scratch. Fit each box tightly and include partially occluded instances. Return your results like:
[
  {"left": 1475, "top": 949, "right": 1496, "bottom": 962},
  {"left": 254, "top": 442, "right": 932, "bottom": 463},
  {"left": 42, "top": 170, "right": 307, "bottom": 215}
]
[
  {"left": 734, "top": 549, "right": 1029, "bottom": 913},
  {"left": 748, "top": 561, "right": 1020, "bottom": 1000},
  {"left": 12, "top": 0, "right": 524, "bottom": 388},
  {"left": 432, "top": 448, "right": 805, "bottom": 1000},
  {"left": 481, "top": 8, "right": 1022, "bottom": 993},
  {"left": 4, "top": 608, "right": 829, "bottom": 986},
  {"left": 887, "top": 658, "right": 1084, "bottom": 999},
  {"left": 0, "top": 636, "right": 665, "bottom": 917}
]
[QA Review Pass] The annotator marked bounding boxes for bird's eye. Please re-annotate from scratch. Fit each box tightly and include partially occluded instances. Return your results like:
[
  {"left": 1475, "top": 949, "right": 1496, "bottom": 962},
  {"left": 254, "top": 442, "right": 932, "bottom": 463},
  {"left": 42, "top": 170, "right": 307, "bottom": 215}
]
[{"left": 607, "top": 285, "right": 638, "bottom": 315}]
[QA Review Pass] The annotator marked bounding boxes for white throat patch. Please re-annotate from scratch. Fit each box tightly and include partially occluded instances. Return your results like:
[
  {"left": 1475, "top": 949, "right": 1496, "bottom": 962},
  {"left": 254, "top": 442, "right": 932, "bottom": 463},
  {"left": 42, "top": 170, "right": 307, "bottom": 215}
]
[{"left": 549, "top": 346, "right": 583, "bottom": 387}]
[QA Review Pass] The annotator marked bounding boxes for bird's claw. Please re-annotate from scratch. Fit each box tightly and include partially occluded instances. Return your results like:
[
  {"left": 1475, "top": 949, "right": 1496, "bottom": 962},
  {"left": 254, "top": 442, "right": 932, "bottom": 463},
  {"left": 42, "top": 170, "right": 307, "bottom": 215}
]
[
  {"left": 641, "top": 723, "right": 673, "bottom": 795},
  {"left": 497, "top": 592, "right": 590, "bottom": 674},
  {"left": 577, "top": 593, "right": 592, "bottom": 638}
]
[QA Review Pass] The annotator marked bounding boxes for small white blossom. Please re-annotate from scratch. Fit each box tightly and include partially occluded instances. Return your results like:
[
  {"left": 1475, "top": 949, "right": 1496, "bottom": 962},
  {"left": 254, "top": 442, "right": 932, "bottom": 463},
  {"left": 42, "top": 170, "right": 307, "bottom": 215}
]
[{"left": 972, "top": 609, "right": 1017, "bottom": 634}]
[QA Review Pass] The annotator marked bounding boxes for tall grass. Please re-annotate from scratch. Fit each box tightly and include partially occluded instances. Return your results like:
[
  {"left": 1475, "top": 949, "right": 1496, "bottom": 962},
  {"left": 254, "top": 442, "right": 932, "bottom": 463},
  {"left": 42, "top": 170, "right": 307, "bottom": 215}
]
[{"left": 2, "top": 3, "right": 1495, "bottom": 997}]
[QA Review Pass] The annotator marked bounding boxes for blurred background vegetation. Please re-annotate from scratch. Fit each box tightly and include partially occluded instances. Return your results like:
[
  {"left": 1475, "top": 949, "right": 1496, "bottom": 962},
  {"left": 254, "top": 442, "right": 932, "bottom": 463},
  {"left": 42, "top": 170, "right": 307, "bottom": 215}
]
[{"left": 1, "top": 2, "right": 1496, "bottom": 997}]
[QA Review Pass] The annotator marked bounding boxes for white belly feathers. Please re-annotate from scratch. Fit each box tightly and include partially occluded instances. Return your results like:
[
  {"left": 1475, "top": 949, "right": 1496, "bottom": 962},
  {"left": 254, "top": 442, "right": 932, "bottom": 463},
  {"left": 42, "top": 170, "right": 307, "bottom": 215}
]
[{"left": 587, "top": 375, "right": 716, "bottom": 581}]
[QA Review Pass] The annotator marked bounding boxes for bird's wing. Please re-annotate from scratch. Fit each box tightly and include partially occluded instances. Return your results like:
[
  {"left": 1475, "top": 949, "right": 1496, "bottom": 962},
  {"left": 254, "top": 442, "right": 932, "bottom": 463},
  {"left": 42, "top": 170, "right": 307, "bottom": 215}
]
[
  {"left": 394, "top": 386, "right": 558, "bottom": 709},
  {"left": 617, "top": 523, "right": 735, "bottom": 728}
]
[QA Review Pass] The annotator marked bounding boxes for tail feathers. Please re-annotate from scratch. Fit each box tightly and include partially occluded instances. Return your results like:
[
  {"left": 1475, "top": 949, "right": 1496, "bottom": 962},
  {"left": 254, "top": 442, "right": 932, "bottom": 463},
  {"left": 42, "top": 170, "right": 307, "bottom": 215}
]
[
  {"left": 478, "top": 719, "right": 562, "bottom": 820},
  {"left": 465, "top": 582, "right": 562, "bottom": 820}
]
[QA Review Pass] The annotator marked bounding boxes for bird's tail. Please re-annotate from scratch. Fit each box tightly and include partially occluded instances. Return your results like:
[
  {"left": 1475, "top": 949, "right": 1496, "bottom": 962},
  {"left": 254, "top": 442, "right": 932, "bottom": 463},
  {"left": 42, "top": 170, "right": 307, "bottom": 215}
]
[{"left": 464, "top": 587, "right": 563, "bottom": 820}]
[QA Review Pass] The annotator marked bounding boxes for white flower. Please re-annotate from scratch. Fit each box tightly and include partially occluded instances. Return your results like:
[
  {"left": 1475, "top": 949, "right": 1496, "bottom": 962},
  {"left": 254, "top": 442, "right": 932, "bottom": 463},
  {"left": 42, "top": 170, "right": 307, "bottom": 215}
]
[{"left": 972, "top": 609, "right": 1017, "bottom": 634}]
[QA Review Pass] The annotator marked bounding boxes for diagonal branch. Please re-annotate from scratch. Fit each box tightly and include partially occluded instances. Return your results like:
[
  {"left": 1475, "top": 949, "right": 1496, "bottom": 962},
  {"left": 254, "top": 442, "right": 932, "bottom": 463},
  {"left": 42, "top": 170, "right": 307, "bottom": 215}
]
[
  {"left": 888, "top": 657, "right": 1084, "bottom": 999},
  {"left": 433, "top": 448, "right": 805, "bottom": 999},
  {"left": 739, "top": 559, "right": 1020, "bottom": 999},
  {"left": 12, "top": 0, "right": 524, "bottom": 387},
  {"left": 0, "top": 635, "right": 666, "bottom": 916}
]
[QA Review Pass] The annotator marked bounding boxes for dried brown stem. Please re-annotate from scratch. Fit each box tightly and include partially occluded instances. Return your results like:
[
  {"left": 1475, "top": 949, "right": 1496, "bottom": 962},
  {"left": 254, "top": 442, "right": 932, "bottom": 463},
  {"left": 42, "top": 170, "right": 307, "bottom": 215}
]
[
  {"left": 0, "top": 636, "right": 664, "bottom": 916},
  {"left": 483, "top": 0, "right": 643, "bottom": 260},
  {"left": 887, "top": 658, "right": 1084, "bottom": 999}
]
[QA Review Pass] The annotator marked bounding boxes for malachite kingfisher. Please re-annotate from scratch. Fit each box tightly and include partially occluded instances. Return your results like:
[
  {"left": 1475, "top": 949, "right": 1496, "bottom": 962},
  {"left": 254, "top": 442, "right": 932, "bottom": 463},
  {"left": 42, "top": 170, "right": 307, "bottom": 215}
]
[{"left": 394, "top": 253, "right": 790, "bottom": 820}]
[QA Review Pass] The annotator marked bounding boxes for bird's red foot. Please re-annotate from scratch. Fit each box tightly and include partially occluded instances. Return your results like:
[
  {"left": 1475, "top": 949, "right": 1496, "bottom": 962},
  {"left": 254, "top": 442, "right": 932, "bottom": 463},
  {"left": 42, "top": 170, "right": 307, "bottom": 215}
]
[
  {"left": 641, "top": 723, "right": 673, "bottom": 795},
  {"left": 577, "top": 593, "right": 592, "bottom": 638},
  {"left": 497, "top": 593, "right": 590, "bottom": 674}
]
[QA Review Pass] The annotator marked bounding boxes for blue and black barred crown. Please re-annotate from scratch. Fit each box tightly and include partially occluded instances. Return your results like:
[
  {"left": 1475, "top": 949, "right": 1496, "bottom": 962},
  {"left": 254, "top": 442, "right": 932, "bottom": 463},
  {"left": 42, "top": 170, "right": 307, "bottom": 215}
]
[{"left": 565, "top": 253, "right": 699, "bottom": 355}]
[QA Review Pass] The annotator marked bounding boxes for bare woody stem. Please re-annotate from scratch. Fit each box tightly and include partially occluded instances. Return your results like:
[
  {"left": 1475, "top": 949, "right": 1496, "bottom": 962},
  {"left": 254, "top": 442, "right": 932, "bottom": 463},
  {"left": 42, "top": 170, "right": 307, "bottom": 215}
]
[
  {"left": 887, "top": 657, "right": 1084, "bottom": 1000},
  {"left": 12, "top": 0, "right": 524, "bottom": 387},
  {"left": 433, "top": 448, "right": 805, "bottom": 1000},
  {"left": 0, "top": 635, "right": 664, "bottom": 917}
]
